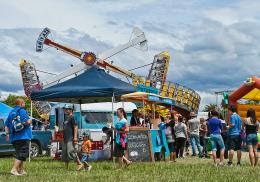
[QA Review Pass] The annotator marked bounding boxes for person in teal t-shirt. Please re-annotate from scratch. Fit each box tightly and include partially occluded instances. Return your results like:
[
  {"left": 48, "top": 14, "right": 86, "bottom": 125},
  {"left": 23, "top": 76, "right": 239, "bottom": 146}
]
[{"left": 227, "top": 106, "right": 242, "bottom": 166}]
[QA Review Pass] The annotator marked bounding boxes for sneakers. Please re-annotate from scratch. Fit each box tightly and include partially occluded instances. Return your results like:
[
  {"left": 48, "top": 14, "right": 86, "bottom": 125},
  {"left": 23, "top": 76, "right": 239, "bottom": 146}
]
[
  {"left": 227, "top": 162, "right": 233, "bottom": 167},
  {"left": 86, "top": 165, "right": 92, "bottom": 171},
  {"left": 237, "top": 162, "right": 241, "bottom": 167}
]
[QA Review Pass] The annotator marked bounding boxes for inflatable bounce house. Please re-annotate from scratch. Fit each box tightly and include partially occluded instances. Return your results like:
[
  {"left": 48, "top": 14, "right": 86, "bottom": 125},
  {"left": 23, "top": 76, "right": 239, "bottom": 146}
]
[
  {"left": 228, "top": 76, "right": 260, "bottom": 120},
  {"left": 228, "top": 76, "right": 260, "bottom": 148}
]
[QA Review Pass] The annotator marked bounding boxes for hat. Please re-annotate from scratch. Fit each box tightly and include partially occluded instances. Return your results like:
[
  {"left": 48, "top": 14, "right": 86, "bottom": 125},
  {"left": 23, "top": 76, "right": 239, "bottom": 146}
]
[
  {"left": 82, "top": 132, "right": 90, "bottom": 137},
  {"left": 190, "top": 112, "right": 197, "bottom": 117},
  {"left": 63, "top": 104, "right": 74, "bottom": 110}
]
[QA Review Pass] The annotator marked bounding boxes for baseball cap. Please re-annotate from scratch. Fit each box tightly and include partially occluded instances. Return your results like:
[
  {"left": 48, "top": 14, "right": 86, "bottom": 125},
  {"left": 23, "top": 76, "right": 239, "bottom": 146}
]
[{"left": 63, "top": 104, "right": 74, "bottom": 110}]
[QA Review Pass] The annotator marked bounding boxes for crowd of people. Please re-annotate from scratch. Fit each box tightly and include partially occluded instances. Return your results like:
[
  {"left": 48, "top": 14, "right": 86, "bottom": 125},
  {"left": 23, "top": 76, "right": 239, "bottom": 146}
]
[
  {"left": 163, "top": 106, "right": 259, "bottom": 167},
  {"left": 123, "top": 106, "right": 259, "bottom": 167},
  {"left": 3, "top": 98, "right": 260, "bottom": 176}
]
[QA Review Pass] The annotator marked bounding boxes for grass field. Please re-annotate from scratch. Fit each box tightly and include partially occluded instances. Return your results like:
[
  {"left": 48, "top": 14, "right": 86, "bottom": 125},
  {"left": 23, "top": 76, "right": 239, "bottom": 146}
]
[{"left": 0, "top": 155, "right": 260, "bottom": 182}]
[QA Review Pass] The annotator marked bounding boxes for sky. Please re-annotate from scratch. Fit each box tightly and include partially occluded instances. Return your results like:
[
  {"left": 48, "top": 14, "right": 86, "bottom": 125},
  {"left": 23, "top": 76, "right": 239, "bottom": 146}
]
[{"left": 0, "top": 0, "right": 260, "bottom": 109}]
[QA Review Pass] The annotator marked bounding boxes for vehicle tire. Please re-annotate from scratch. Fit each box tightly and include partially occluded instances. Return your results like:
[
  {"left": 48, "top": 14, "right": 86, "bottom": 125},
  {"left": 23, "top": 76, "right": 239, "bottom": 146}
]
[{"left": 30, "top": 142, "right": 40, "bottom": 158}]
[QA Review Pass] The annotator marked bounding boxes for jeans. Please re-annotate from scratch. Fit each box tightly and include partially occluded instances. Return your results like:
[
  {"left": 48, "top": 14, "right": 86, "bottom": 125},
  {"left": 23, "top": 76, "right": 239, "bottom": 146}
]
[
  {"left": 190, "top": 134, "right": 202, "bottom": 156},
  {"left": 200, "top": 136, "right": 207, "bottom": 156}
]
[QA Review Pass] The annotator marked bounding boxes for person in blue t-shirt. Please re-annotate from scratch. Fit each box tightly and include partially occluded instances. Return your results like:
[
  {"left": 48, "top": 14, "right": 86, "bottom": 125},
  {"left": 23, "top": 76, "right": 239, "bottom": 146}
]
[
  {"left": 208, "top": 110, "right": 225, "bottom": 166},
  {"left": 4, "top": 98, "right": 32, "bottom": 176},
  {"left": 227, "top": 106, "right": 242, "bottom": 166}
]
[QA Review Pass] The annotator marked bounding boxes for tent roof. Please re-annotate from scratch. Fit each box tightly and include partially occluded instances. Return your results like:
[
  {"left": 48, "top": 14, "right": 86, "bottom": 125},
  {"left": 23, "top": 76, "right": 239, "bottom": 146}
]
[
  {"left": 242, "top": 88, "right": 260, "bottom": 100},
  {"left": 31, "top": 67, "right": 136, "bottom": 103},
  {"left": 0, "top": 102, "right": 12, "bottom": 120}
]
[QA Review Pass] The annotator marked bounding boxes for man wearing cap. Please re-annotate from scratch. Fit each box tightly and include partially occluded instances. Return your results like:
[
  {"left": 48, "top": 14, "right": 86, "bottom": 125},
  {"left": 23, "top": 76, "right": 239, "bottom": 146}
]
[
  {"left": 62, "top": 104, "right": 83, "bottom": 170},
  {"left": 187, "top": 112, "right": 203, "bottom": 157}
]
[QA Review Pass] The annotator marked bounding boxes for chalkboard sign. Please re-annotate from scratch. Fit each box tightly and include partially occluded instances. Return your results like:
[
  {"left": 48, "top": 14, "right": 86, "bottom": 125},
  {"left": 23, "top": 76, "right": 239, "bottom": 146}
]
[{"left": 127, "top": 128, "right": 154, "bottom": 162}]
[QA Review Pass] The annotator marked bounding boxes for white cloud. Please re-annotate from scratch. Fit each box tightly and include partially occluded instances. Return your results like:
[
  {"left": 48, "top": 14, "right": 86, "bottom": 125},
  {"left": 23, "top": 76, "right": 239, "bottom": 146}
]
[
  {"left": 197, "top": 91, "right": 216, "bottom": 111},
  {"left": 1, "top": 0, "right": 260, "bottom": 108}
]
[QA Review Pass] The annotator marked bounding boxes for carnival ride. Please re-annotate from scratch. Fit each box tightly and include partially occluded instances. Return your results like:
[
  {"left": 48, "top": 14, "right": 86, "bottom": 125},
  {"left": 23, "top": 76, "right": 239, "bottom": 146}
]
[
  {"left": 21, "top": 27, "right": 201, "bottom": 119},
  {"left": 20, "top": 27, "right": 147, "bottom": 118}
]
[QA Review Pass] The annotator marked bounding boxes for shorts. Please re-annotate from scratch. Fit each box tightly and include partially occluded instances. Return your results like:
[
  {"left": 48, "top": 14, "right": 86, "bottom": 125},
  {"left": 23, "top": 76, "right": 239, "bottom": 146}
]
[
  {"left": 246, "top": 134, "right": 258, "bottom": 146},
  {"left": 227, "top": 135, "right": 242, "bottom": 151},
  {"left": 210, "top": 134, "right": 225, "bottom": 151},
  {"left": 81, "top": 154, "right": 90, "bottom": 163},
  {"left": 12, "top": 140, "right": 29, "bottom": 161},
  {"left": 114, "top": 143, "right": 127, "bottom": 157},
  {"left": 62, "top": 141, "right": 78, "bottom": 162},
  {"left": 167, "top": 142, "right": 176, "bottom": 152}
]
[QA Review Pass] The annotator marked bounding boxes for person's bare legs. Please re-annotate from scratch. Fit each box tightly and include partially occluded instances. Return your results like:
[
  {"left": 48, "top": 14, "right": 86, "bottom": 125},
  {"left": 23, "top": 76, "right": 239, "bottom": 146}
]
[
  {"left": 76, "top": 156, "right": 84, "bottom": 171},
  {"left": 248, "top": 145, "right": 254, "bottom": 166},
  {"left": 212, "top": 151, "right": 217, "bottom": 165},
  {"left": 253, "top": 145, "right": 258, "bottom": 167},
  {"left": 173, "top": 152, "right": 176, "bottom": 161},
  {"left": 125, "top": 150, "right": 129, "bottom": 159},
  {"left": 237, "top": 150, "right": 242, "bottom": 164},
  {"left": 76, "top": 156, "right": 82, "bottom": 165},
  {"left": 18, "top": 161, "right": 26, "bottom": 174},
  {"left": 118, "top": 157, "right": 124, "bottom": 168},
  {"left": 228, "top": 150, "right": 234, "bottom": 163},
  {"left": 170, "top": 152, "right": 175, "bottom": 161},
  {"left": 11, "top": 159, "right": 22, "bottom": 175},
  {"left": 122, "top": 155, "right": 132, "bottom": 166},
  {"left": 219, "top": 149, "right": 224, "bottom": 165}
]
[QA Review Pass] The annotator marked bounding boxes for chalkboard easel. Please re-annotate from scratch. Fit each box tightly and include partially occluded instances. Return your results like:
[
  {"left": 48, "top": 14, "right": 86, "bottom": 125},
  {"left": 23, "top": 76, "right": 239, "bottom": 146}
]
[{"left": 127, "top": 128, "right": 154, "bottom": 162}]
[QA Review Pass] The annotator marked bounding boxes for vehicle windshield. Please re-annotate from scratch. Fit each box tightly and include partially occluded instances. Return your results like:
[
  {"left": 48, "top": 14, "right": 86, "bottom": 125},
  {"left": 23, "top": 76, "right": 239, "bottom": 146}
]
[{"left": 82, "top": 112, "right": 112, "bottom": 124}]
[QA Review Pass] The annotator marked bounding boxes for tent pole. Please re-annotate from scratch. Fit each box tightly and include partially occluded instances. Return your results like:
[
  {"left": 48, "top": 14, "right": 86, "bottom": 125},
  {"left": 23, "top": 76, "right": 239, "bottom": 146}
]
[
  {"left": 142, "top": 97, "right": 145, "bottom": 126},
  {"left": 29, "top": 101, "right": 33, "bottom": 163},
  {"left": 79, "top": 102, "right": 82, "bottom": 135},
  {"left": 112, "top": 93, "right": 115, "bottom": 125},
  {"left": 112, "top": 93, "right": 115, "bottom": 164}
]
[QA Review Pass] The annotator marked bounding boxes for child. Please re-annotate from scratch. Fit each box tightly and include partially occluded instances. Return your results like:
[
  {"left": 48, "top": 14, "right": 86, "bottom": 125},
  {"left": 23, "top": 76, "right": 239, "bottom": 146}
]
[{"left": 81, "top": 133, "right": 92, "bottom": 171}]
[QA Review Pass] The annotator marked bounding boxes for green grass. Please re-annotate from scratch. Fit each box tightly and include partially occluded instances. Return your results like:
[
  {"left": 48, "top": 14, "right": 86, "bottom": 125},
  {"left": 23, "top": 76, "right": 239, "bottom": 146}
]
[{"left": 0, "top": 155, "right": 260, "bottom": 182}]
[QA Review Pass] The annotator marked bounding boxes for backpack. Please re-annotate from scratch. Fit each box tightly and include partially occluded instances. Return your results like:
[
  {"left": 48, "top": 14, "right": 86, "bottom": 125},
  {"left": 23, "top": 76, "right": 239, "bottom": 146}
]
[{"left": 11, "top": 108, "right": 24, "bottom": 133}]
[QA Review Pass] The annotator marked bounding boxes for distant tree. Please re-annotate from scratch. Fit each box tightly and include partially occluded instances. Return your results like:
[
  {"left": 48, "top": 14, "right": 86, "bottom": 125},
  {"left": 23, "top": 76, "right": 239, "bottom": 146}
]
[
  {"left": 3, "top": 94, "right": 40, "bottom": 119},
  {"left": 203, "top": 104, "right": 217, "bottom": 112}
]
